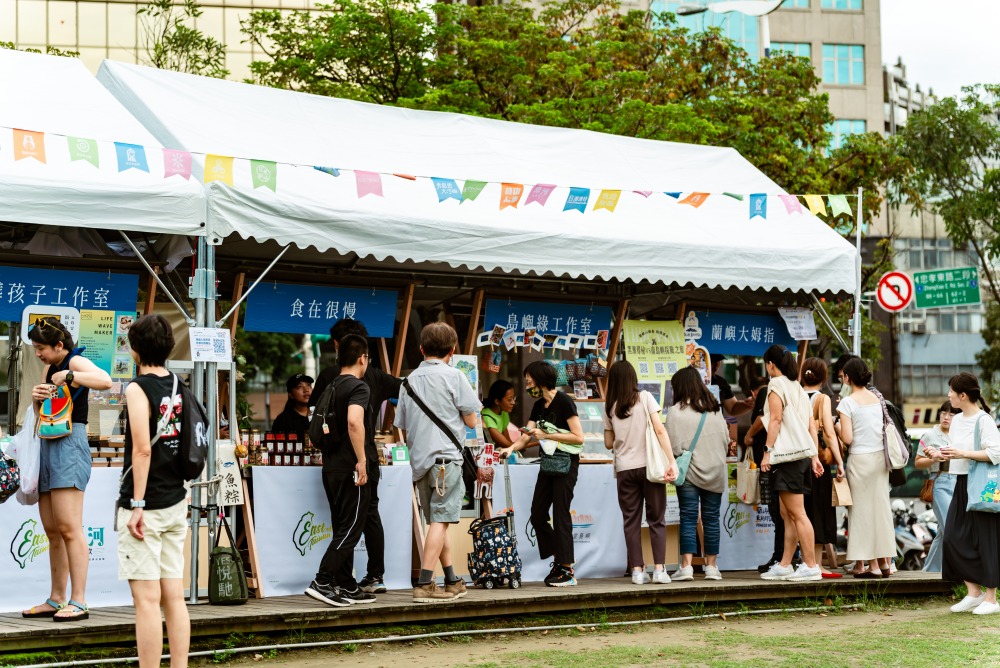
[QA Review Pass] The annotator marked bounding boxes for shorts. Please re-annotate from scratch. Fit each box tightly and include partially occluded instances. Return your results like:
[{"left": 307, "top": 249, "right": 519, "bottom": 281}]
[
  {"left": 772, "top": 457, "right": 811, "bottom": 495},
  {"left": 415, "top": 460, "right": 463, "bottom": 525},
  {"left": 39, "top": 424, "right": 91, "bottom": 493},
  {"left": 117, "top": 499, "right": 188, "bottom": 581}
]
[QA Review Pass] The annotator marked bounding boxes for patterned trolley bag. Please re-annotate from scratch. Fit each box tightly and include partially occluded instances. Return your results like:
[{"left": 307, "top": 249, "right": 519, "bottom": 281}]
[{"left": 467, "top": 458, "right": 522, "bottom": 590}]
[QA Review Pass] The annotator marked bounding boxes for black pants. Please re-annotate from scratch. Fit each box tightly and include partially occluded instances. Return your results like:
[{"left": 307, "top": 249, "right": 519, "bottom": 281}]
[
  {"left": 317, "top": 468, "right": 370, "bottom": 589},
  {"left": 338, "top": 463, "right": 385, "bottom": 582},
  {"left": 530, "top": 454, "right": 580, "bottom": 565},
  {"left": 769, "top": 488, "right": 785, "bottom": 562}
]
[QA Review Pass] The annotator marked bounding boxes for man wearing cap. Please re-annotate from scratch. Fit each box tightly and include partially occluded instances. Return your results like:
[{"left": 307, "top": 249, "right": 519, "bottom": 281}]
[{"left": 272, "top": 373, "right": 313, "bottom": 441}]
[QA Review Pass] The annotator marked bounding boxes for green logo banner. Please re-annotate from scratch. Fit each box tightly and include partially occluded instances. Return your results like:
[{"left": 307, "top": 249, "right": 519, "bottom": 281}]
[
  {"left": 251, "top": 160, "right": 277, "bottom": 192},
  {"left": 67, "top": 137, "right": 99, "bottom": 168}
]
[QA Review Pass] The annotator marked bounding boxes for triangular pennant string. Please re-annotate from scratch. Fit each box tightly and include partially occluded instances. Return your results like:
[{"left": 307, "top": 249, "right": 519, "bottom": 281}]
[
  {"left": 163, "top": 148, "right": 192, "bottom": 180},
  {"left": 356, "top": 170, "right": 384, "bottom": 198},
  {"left": 678, "top": 192, "right": 709, "bottom": 208},
  {"left": 779, "top": 194, "right": 804, "bottom": 215},
  {"left": 461, "top": 180, "right": 487, "bottom": 202},
  {"left": 723, "top": 192, "right": 744, "bottom": 201},
  {"left": 499, "top": 183, "right": 524, "bottom": 210},
  {"left": 314, "top": 166, "right": 340, "bottom": 177},
  {"left": 525, "top": 184, "right": 556, "bottom": 206},
  {"left": 431, "top": 177, "right": 463, "bottom": 202},
  {"left": 204, "top": 154, "right": 234, "bottom": 185},
  {"left": 804, "top": 194, "right": 827, "bottom": 217},
  {"left": 593, "top": 190, "right": 621, "bottom": 212},
  {"left": 828, "top": 194, "right": 853, "bottom": 218},
  {"left": 749, "top": 194, "right": 767, "bottom": 219},
  {"left": 664, "top": 192, "right": 681, "bottom": 199},
  {"left": 251, "top": 159, "right": 277, "bottom": 191},
  {"left": 564, "top": 187, "right": 590, "bottom": 213},
  {"left": 13, "top": 129, "right": 46, "bottom": 163},
  {"left": 67, "top": 137, "right": 99, "bottom": 168},
  {"left": 633, "top": 190, "right": 653, "bottom": 198},
  {"left": 114, "top": 143, "right": 149, "bottom": 173}
]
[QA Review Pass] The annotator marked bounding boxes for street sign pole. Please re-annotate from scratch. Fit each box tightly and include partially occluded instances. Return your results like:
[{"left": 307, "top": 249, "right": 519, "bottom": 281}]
[{"left": 852, "top": 186, "right": 863, "bottom": 355}]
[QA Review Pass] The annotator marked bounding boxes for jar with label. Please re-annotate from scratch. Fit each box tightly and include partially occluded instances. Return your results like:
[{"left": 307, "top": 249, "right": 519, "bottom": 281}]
[
  {"left": 311, "top": 447, "right": 323, "bottom": 467},
  {"left": 240, "top": 429, "right": 250, "bottom": 447},
  {"left": 292, "top": 454, "right": 302, "bottom": 466},
  {"left": 259, "top": 448, "right": 269, "bottom": 466},
  {"left": 295, "top": 441, "right": 304, "bottom": 455}
]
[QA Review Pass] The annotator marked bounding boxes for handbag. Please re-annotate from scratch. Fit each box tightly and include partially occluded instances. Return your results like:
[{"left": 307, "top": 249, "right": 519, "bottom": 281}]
[
  {"left": 875, "top": 389, "right": 910, "bottom": 471},
  {"left": 673, "top": 412, "right": 707, "bottom": 487},
  {"left": 736, "top": 446, "right": 760, "bottom": 505},
  {"left": 640, "top": 392, "right": 670, "bottom": 484},
  {"left": 540, "top": 448, "right": 572, "bottom": 476},
  {"left": 765, "top": 377, "right": 817, "bottom": 465},
  {"left": 209, "top": 512, "right": 249, "bottom": 605},
  {"left": 919, "top": 474, "right": 938, "bottom": 505},
  {"left": 0, "top": 450, "right": 20, "bottom": 504},
  {"left": 37, "top": 383, "right": 86, "bottom": 440},
  {"left": 965, "top": 416, "right": 1000, "bottom": 513},
  {"left": 831, "top": 476, "right": 853, "bottom": 506},
  {"left": 401, "top": 378, "right": 478, "bottom": 491}
]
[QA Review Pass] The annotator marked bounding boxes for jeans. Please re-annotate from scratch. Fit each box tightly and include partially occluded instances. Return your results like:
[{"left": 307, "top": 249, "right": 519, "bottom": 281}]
[
  {"left": 923, "top": 473, "right": 956, "bottom": 573},
  {"left": 676, "top": 482, "right": 722, "bottom": 556}
]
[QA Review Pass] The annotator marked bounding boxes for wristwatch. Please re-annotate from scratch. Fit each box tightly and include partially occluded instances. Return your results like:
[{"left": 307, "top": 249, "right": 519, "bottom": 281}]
[
  {"left": 130, "top": 499, "right": 146, "bottom": 509},
  {"left": 65, "top": 370, "right": 74, "bottom": 385}
]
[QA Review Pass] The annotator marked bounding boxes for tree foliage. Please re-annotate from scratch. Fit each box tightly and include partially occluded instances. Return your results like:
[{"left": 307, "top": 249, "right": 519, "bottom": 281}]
[
  {"left": 0, "top": 41, "right": 78, "bottom": 58},
  {"left": 138, "top": 0, "right": 229, "bottom": 79}
]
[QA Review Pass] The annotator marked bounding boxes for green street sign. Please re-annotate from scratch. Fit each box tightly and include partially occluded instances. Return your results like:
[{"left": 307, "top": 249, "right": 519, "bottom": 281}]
[{"left": 913, "top": 266, "right": 981, "bottom": 309}]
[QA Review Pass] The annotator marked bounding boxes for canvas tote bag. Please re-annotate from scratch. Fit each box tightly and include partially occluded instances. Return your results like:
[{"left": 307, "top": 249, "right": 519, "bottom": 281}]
[{"left": 763, "top": 376, "right": 817, "bottom": 465}]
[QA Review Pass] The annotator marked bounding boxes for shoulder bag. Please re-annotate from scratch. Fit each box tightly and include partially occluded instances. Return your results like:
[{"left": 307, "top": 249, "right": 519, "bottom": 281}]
[
  {"left": 640, "top": 392, "right": 670, "bottom": 484},
  {"left": 766, "top": 377, "right": 817, "bottom": 465},
  {"left": 209, "top": 511, "right": 249, "bottom": 605},
  {"left": 965, "top": 416, "right": 1000, "bottom": 513},
  {"left": 919, "top": 473, "right": 938, "bottom": 505},
  {"left": 672, "top": 411, "right": 707, "bottom": 487},
  {"left": 401, "top": 378, "right": 479, "bottom": 488},
  {"left": 736, "top": 445, "right": 760, "bottom": 505},
  {"left": 874, "top": 388, "right": 910, "bottom": 471}
]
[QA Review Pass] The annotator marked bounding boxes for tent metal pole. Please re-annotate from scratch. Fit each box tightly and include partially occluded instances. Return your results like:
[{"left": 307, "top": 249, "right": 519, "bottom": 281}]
[
  {"left": 204, "top": 242, "right": 219, "bottom": 564},
  {"left": 215, "top": 245, "right": 289, "bottom": 327},
  {"left": 119, "top": 232, "right": 195, "bottom": 325},
  {"left": 188, "top": 237, "right": 208, "bottom": 605},
  {"left": 810, "top": 293, "right": 850, "bottom": 353},
  {"left": 852, "top": 187, "right": 863, "bottom": 355}
]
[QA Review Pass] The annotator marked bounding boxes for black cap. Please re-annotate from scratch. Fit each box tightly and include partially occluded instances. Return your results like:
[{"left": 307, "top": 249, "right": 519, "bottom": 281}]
[{"left": 286, "top": 374, "right": 314, "bottom": 392}]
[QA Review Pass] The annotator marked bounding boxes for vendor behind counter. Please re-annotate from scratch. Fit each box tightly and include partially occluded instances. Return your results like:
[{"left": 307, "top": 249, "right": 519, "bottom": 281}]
[{"left": 271, "top": 373, "right": 313, "bottom": 441}]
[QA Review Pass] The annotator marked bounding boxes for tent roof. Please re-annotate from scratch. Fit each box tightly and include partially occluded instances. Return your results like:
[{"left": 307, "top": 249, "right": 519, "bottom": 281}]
[
  {"left": 0, "top": 50, "right": 205, "bottom": 236},
  {"left": 97, "top": 60, "right": 857, "bottom": 295}
]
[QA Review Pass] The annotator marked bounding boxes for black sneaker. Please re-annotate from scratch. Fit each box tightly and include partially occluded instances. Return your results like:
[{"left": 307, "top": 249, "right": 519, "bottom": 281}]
[
  {"left": 340, "top": 587, "right": 377, "bottom": 604},
  {"left": 359, "top": 575, "right": 387, "bottom": 594},
  {"left": 757, "top": 558, "right": 779, "bottom": 574},
  {"left": 544, "top": 565, "right": 577, "bottom": 587},
  {"left": 305, "top": 580, "right": 351, "bottom": 607}
]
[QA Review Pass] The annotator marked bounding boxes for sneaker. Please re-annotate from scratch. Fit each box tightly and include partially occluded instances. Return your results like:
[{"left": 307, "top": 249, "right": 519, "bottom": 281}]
[
  {"left": 652, "top": 570, "right": 672, "bottom": 584},
  {"left": 545, "top": 565, "right": 577, "bottom": 587},
  {"left": 761, "top": 563, "right": 795, "bottom": 581},
  {"left": 631, "top": 570, "right": 651, "bottom": 585},
  {"left": 671, "top": 566, "right": 694, "bottom": 582},
  {"left": 413, "top": 581, "right": 456, "bottom": 603},
  {"left": 973, "top": 601, "right": 1000, "bottom": 616},
  {"left": 704, "top": 566, "right": 722, "bottom": 581},
  {"left": 359, "top": 575, "right": 387, "bottom": 594},
  {"left": 340, "top": 587, "right": 377, "bottom": 604},
  {"left": 757, "top": 558, "right": 779, "bottom": 574},
  {"left": 951, "top": 593, "right": 987, "bottom": 613},
  {"left": 786, "top": 564, "right": 823, "bottom": 582},
  {"left": 305, "top": 580, "right": 351, "bottom": 607},
  {"left": 445, "top": 579, "right": 468, "bottom": 599}
]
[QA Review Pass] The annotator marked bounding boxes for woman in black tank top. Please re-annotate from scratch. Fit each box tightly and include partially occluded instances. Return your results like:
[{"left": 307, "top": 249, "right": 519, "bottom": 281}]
[{"left": 23, "top": 317, "right": 112, "bottom": 622}]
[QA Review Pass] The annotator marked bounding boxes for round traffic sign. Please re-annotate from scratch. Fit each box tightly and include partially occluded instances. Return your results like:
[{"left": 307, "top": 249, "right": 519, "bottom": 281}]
[{"left": 876, "top": 271, "right": 914, "bottom": 312}]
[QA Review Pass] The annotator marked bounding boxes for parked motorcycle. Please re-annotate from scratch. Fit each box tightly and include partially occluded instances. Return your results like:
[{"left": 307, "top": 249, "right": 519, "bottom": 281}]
[{"left": 893, "top": 499, "right": 927, "bottom": 570}]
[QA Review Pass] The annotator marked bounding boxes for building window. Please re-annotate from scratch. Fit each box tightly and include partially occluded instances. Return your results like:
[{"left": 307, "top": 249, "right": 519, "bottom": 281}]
[
  {"left": 771, "top": 42, "right": 811, "bottom": 60},
  {"left": 822, "top": 0, "right": 862, "bottom": 9},
  {"left": 826, "top": 119, "right": 866, "bottom": 150},
  {"left": 782, "top": 0, "right": 810, "bottom": 7},
  {"left": 654, "top": 2, "right": 760, "bottom": 61},
  {"left": 822, "top": 44, "right": 865, "bottom": 85}
]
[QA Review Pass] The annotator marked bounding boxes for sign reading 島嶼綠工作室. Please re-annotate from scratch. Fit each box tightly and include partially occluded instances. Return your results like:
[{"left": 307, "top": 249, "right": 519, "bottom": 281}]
[
  {"left": 483, "top": 299, "right": 613, "bottom": 337},
  {"left": 244, "top": 283, "right": 398, "bottom": 337}
]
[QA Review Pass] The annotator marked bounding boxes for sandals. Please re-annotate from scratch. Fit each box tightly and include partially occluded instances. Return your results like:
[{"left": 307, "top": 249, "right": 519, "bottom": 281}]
[
  {"left": 853, "top": 571, "right": 883, "bottom": 579},
  {"left": 22, "top": 598, "right": 65, "bottom": 618},
  {"left": 53, "top": 600, "right": 89, "bottom": 622}
]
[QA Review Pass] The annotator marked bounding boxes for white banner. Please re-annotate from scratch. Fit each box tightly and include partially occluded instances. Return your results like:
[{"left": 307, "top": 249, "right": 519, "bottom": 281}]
[
  {"left": 1, "top": 468, "right": 133, "bottom": 613},
  {"left": 716, "top": 501, "right": 775, "bottom": 570},
  {"left": 253, "top": 466, "right": 412, "bottom": 594}
]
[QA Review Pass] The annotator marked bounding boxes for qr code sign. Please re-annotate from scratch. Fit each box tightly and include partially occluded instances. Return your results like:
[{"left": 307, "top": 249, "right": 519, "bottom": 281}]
[
  {"left": 638, "top": 362, "right": 649, "bottom": 375},
  {"left": 213, "top": 337, "right": 226, "bottom": 355},
  {"left": 654, "top": 362, "right": 666, "bottom": 375}
]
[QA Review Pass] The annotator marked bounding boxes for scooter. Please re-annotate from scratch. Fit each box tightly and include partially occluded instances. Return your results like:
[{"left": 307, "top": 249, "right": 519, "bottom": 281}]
[{"left": 893, "top": 499, "right": 927, "bottom": 570}]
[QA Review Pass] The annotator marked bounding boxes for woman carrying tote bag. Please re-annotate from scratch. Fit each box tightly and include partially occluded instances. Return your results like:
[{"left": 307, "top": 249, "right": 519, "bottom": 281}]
[{"left": 603, "top": 362, "right": 678, "bottom": 585}]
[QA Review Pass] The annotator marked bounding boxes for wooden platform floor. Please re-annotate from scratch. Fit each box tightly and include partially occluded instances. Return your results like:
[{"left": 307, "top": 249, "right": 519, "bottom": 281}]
[{"left": 0, "top": 571, "right": 953, "bottom": 653}]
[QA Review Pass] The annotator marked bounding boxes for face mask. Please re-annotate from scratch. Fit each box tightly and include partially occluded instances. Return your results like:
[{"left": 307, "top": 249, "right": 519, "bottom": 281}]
[{"left": 527, "top": 387, "right": 542, "bottom": 398}]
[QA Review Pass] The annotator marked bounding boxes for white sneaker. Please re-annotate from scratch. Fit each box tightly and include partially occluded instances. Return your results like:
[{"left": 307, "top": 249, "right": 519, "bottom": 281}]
[
  {"left": 631, "top": 570, "right": 651, "bottom": 585},
  {"left": 973, "top": 601, "right": 1000, "bottom": 616},
  {"left": 952, "top": 593, "right": 988, "bottom": 613},
  {"left": 761, "top": 563, "right": 795, "bottom": 581},
  {"left": 704, "top": 566, "right": 722, "bottom": 581},
  {"left": 652, "top": 570, "right": 671, "bottom": 584},
  {"left": 671, "top": 566, "right": 694, "bottom": 581},
  {"left": 786, "top": 564, "right": 823, "bottom": 582}
]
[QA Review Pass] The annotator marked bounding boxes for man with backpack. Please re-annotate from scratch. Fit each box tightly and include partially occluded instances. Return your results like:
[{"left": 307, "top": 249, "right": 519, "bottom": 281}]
[{"left": 305, "top": 334, "right": 377, "bottom": 607}]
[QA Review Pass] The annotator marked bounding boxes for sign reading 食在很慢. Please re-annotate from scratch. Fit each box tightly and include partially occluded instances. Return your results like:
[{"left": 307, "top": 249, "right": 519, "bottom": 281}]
[
  {"left": 244, "top": 283, "right": 398, "bottom": 337},
  {"left": 913, "top": 267, "right": 981, "bottom": 309}
]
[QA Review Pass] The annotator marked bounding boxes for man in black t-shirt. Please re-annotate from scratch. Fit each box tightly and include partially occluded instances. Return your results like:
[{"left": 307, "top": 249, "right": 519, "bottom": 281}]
[
  {"left": 305, "top": 334, "right": 375, "bottom": 608},
  {"left": 310, "top": 318, "right": 402, "bottom": 594},
  {"left": 271, "top": 373, "right": 312, "bottom": 441},
  {"left": 710, "top": 355, "right": 753, "bottom": 418}
]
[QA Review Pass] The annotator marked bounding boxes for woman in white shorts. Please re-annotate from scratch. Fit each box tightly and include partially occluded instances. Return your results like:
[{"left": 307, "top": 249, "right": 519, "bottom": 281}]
[{"left": 118, "top": 314, "right": 190, "bottom": 668}]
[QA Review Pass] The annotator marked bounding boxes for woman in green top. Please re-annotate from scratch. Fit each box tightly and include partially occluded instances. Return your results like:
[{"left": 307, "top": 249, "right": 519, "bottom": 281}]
[{"left": 482, "top": 380, "right": 516, "bottom": 448}]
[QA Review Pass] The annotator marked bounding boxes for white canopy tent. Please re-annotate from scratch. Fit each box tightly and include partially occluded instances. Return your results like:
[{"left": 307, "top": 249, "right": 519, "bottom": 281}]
[
  {"left": 97, "top": 60, "right": 857, "bottom": 296},
  {"left": 0, "top": 50, "right": 205, "bottom": 236}
]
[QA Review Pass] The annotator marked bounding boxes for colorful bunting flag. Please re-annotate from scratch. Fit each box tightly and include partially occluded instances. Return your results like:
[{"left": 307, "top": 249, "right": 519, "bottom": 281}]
[
  {"left": 499, "top": 183, "right": 524, "bottom": 210},
  {"left": 804, "top": 194, "right": 827, "bottom": 217},
  {"left": 115, "top": 142, "right": 149, "bottom": 173},
  {"left": 431, "top": 177, "right": 463, "bottom": 202},
  {"left": 355, "top": 170, "right": 383, "bottom": 198},
  {"left": 525, "top": 184, "right": 556, "bottom": 207},
  {"left": 163, "top": 149, "right": 193, "bottom": 180},
  {"left": 205, "top": 154, "right": 234, "bottom": 185},
  {"left": 749, "top": 193, "right": 767, "bottom": 219},
  {"left": 462, "top": 180, "right": 487, "bottom": 202},
  {"left": 393, "top": 173, "right": 416, "bottom": 181},
  {"left": 779, "top": 194, "right": 804, "bottom": 215},
  {"left": 828, "top": 194, "right": 852, "bottom": 218},
  {"left": 67, "top": 137, "right": 98, "bottom": 168},
  {"left": 633, "top": 190, "right": 653, "bottom": 198},
  {"left": 664, "top": 192, "right": 681, "bottom": 199},
  {"left": 723, "top": 192, "right": 744, "bottom": 201},
  {"left": 563, "top": 187, "right": 590, "bottom": 213},
  {"left": 593, "top": 190, "right": 622, "bottom": 213},
  {"left": 13, "top": 129, "right": 45, "bottom": 163},
  {"left": 251, "top": 159, "right": 277, "bottom": 191},
  {"left": 679, "top": 192, "right": 709, "bottom": 208},
  {"left": 314, "top": 166, "right": 340, "bottom": 177}
]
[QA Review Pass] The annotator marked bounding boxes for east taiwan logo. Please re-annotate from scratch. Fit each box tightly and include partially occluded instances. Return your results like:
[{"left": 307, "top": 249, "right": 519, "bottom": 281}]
[
  {"left": 11, "top": 519, "right": 49, "bottom": 569},
  {"left": 292, "top": 512, "right": 332, "bottom": 556}
]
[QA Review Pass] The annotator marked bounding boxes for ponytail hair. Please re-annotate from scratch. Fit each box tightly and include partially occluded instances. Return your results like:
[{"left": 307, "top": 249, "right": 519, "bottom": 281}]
[
  {"left": 843, "top": 358, "right": 873, "bottom": 389},
  {"left": 949, "top": 372, "right": 991, "bottom": 415},
  {"left": 26, "top": 316, "right": 75, "bottom": 350},
  {"left": 763, "top": 345, "right": 797, "bottom": 379},
  {"left": 800, "top": 357, "right": 828, "bottom": 386}
]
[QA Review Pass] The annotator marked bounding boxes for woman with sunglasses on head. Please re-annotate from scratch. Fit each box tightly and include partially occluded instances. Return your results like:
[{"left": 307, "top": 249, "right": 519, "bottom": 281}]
[
  {"left": 21, "top": 317, "right": 112, "bottom": 622},
  {"left": 940, "top": 372, "right": 1000, "bottom": 615}
]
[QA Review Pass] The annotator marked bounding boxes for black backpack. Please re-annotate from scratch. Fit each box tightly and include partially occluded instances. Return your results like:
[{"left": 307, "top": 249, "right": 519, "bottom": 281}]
[
  {"left": 177, "top": 379, "right": 210, "bottom": 481},
  {"left": 308, "top": 377, "right": 346, "bottom": 452}
]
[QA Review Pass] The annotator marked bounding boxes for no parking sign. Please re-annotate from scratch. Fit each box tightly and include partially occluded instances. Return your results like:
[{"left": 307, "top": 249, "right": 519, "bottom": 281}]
[{"left": 876, "top": 271, "right": 914, "bottom": 312}]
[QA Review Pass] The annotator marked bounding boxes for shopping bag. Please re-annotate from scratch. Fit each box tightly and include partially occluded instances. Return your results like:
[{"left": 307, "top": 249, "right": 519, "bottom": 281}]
[
  {"left": 831, "top": 477, "right": 853, "bottom": 507},
  {"left": 736, "top": 447, "right": 760, "bottom": 505},
  {"left": 641, "top": 393, "right": 670, "bottom": 484},
  {"left": 9, "top": 406, "right": 40, "bottom": 506},
  {"left": 209, "top": 514, "right": 248, "bottom": 605},
  {"left": 966, "top": 416, "right": 1000, "bottom": 513}
]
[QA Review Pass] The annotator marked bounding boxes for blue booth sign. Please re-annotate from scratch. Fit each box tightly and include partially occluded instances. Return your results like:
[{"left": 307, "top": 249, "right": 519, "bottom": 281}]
[
  {"left": 683, "top": 310, "right": 796, "bottom": 356},
  {"left": 483, "top": 299, "right": 614, "bottom": 337},
  {"left": 244, "top": 283, "right": 398, "bottom": 337},
  {"left": 0, "top": 266, "right": 138, "bottom": 321}
]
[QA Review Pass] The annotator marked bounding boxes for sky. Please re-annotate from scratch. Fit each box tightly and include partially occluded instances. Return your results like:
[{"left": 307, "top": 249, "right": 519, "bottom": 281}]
[{"left": 880, "top": 0, "right": 1000, "bottom": 100}]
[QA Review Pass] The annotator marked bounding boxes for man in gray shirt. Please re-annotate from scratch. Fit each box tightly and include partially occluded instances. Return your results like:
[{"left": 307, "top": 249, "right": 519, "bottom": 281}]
[{"left": 395, "top": 322, "right": 481, "bottom": 603}]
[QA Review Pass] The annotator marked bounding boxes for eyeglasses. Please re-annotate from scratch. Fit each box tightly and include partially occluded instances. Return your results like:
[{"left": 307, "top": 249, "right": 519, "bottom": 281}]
[{"left": 31, "top": 318, "right": 57, "bottom": 331}]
